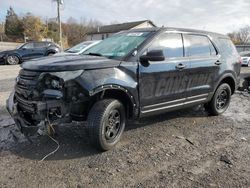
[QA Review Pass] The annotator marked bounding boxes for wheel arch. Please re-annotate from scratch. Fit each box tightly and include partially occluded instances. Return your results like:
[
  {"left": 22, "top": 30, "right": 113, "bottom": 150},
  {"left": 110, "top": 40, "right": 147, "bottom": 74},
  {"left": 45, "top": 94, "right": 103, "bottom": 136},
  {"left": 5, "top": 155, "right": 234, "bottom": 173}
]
[
  {"left": 90, "top": 85, "right": 138, "bottom": 119},
  {"left": 45, "top": 50, "right": 56, "bottom": 56},
  {"left": 74, "top": 68, "right": 139, "bottom": 119},
  {"left": 215, "top": 74, "right": 236, "bottom": 94}
]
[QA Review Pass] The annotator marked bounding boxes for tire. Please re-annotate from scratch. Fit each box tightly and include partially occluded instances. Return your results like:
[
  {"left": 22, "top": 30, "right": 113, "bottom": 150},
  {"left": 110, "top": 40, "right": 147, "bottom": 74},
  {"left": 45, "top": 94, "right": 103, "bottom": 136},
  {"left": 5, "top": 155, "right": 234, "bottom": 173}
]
[
  {"left": 6, "top": 55, "right": 20, "bottom": 65},
  {"left": 205, "top": 83, "right": 231, "bottom": 116},
  {"left": 87, "top": 99, "right": 126, "bottom": 151}
]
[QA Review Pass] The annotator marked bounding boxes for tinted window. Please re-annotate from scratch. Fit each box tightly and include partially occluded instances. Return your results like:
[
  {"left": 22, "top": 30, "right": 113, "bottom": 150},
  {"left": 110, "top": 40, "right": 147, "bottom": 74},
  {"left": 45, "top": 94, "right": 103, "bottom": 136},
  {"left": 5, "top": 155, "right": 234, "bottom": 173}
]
[
  {"left": 219, "top": 38, "right": 238, "bottom": 56},
  {"left": 184, "top": 35, "right": 212, "bottom": 57},
  {"left": 22, "top": 43, "right": 34, "bottom": 49},
  {"left": 149, "top": 33, "right": 184, "bottom": 58},
  {"left": 34, "top": 42, "right": 46, "bottom": 48}
]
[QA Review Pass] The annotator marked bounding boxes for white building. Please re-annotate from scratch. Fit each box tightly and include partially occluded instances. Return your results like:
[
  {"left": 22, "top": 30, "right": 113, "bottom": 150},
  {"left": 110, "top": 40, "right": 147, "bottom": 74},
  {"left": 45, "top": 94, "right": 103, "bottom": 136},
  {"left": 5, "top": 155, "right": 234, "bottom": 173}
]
[
  {"left": 86, "top": 20, "right": 156, "bottom": 41},
  {"left": 236, "top": 44, "right": 250, "bottom": 52}
]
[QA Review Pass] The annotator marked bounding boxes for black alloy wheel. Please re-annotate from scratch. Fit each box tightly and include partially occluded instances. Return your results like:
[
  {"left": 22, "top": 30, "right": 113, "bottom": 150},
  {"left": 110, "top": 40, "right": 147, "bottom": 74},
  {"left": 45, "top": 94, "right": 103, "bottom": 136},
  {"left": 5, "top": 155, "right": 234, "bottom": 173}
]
[
  {"left": 87, "top": 99, "right": 126, "bottom": 151},
  {"left": 205, "top": 83, "right": 231, "bottom": 116}
]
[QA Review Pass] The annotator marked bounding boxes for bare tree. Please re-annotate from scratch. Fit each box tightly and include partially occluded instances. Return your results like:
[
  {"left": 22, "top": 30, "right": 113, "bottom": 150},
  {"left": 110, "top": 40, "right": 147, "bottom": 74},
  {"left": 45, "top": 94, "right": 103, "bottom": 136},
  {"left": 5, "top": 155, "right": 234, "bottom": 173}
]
[
  {"left": 0, "top": 22, "right": 4, "bottom": 41},
  {"left": 22, "top": 13, "right": 45, "bottom": 41},
  {"left": 228, "top": 32, "right": 239, "bottom": 44},
  {"left": 237, "top": 26, "right": 250, "bottom": 44},
  {"left": 228, "top": 26, "right": 250, "bottom": 45}
]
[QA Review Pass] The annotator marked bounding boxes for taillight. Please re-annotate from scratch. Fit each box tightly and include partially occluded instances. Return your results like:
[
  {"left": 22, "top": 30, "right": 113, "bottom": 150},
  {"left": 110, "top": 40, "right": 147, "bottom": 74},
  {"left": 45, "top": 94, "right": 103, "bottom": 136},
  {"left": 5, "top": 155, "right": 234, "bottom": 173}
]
[{"left": 239, "top": 59, "right": 243, "bottom": 64}]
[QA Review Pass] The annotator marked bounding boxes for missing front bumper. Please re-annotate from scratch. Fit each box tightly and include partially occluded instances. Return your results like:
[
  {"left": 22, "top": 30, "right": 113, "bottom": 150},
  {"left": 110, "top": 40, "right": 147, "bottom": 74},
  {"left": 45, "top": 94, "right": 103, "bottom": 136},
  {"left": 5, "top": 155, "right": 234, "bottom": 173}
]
[
  {"left": 6, "top": 92, "right": 69, "bottom": 136},
  {"left": 6, "top": 92, "right": 39, "bottom": 136}
]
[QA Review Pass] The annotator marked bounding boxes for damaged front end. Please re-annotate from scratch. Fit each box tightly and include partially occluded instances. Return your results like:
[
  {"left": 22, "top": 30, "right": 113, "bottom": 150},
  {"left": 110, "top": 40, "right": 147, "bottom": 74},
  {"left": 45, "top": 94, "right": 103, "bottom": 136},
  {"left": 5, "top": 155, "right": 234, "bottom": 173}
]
[{"left": 6, "top": 69, "right": 88, "bottom": 136}]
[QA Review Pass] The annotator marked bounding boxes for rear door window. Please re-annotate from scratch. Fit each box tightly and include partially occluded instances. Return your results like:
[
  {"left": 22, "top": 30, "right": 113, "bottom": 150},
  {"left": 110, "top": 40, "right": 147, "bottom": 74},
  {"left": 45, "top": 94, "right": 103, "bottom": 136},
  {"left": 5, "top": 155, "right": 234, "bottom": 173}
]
[
  {"left": 34, "top": 42, "right": 46, "bottom": 48},
  {"left": 184, "top": 35, "right": 215, "bottom": 57},
  {"left": 149, "top": 33, "right": 184, "bottom": 58}
]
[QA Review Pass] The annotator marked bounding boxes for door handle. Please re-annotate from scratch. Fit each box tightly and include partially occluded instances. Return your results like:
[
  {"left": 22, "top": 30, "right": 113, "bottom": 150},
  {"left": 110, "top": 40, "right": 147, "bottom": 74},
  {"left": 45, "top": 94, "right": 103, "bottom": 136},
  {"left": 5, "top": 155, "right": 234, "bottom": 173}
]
[
  {"left": 215, "top": 60, "right": 222, "bottom": 65},
  {"left": 176, "top": 63, "right": 186, "bottom": 70}
]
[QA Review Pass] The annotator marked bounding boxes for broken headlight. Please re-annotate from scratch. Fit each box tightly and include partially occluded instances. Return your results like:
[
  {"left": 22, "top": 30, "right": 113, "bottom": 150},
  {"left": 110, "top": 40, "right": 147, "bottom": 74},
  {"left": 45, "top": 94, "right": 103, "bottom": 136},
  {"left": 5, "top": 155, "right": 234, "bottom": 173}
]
[
  {"left": 44, "top": 76, "right": 63, "bottom": 89},
  {"left": 40, "top": 70, "right": 84, "bottom": 89},
  {"left": 48, "top": 70, "right": 84, "bottom": 82}
]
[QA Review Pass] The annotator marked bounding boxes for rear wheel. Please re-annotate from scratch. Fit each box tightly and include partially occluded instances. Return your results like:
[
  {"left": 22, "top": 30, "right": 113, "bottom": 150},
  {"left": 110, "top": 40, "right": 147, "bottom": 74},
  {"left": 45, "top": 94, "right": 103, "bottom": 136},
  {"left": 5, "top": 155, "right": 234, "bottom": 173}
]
[
  {"left": 205, "top": 83, "right": 231, "bottom": 116},
  {"left": 87, "top": 99, "right": 126, "bottom": 151},
  {"left": 6, "top": 55, "right": 20, "bottom": 65}
]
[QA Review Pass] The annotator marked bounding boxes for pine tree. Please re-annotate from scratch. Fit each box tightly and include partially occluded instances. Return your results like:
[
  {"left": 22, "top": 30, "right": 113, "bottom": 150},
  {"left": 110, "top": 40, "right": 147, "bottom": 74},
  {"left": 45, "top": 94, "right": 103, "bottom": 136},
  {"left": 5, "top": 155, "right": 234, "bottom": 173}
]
[{"left": 4, "top": 7, "right": 23, "bottom": 37}]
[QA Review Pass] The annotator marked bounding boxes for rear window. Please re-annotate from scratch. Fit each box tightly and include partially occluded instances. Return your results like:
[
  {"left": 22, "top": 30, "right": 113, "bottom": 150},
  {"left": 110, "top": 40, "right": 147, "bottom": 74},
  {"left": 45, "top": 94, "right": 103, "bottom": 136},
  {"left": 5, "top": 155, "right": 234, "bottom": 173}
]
[
  {"left": 218, "top": 38, "right": 238, "bottom": 56},
  {"left": 184, "top": 35, "right": 216, "bottom": 57}
]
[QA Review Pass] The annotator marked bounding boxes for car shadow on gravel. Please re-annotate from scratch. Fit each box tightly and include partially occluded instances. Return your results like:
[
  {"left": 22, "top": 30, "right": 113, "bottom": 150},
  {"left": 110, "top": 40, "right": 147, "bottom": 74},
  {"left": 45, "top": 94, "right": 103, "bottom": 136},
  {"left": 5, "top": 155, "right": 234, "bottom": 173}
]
[
  {"left": 6, "top": 105, "right": 208, "bottom": 161},
  {"left": 126, "top": 105, "right": 208, "bottom": 130}
]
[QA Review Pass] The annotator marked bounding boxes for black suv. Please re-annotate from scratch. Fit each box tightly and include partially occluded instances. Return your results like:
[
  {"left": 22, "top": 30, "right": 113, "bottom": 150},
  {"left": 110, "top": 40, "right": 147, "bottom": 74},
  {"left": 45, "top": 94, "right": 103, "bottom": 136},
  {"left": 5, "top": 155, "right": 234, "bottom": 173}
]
[
  {"left": 0, "top": 41, "right": 60, "bottom": 65},
  {"left": 7, "top": 28, "right": 241, "bottom": 150}
]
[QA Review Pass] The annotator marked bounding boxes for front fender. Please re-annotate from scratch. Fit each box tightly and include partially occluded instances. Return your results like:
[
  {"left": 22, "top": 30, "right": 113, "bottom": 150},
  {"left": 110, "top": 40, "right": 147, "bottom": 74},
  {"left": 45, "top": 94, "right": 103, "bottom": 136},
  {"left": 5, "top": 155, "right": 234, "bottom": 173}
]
[
  {"left": 75, "top": 67, "right": 139, "bottom": 104},
  {"left": 6, "top": 53, "right": 22, "bottom": 62}
]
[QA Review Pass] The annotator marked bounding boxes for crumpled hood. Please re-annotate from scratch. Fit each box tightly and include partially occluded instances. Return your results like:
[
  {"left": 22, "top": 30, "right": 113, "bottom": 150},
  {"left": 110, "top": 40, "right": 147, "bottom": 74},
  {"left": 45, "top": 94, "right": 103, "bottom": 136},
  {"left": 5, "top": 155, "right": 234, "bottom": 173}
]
[{"left": 21, "top": 54, "right": 121, "bottom": 72}]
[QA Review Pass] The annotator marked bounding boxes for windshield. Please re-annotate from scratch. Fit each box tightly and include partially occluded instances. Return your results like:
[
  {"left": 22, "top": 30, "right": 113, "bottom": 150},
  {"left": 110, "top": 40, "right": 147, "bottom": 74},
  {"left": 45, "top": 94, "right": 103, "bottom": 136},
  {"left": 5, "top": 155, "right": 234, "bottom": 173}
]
[
  {"left": 16, "top": 43, "right": 26, "bottom": 49},
  {"left": 83, "top": 31, "right": 151, "bottom": 59},
  {"left": 67, "top": 41, "right": 93, "bottom": 53},
  {"left": 16, "top": 44, "right": 22, "bottom": 49}
]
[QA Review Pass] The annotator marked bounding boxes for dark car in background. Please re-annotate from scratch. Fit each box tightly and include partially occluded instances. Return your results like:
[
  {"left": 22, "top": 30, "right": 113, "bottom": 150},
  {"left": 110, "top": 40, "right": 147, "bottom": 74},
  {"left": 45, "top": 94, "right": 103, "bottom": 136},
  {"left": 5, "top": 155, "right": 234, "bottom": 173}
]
[{"left": 0, "top": 41, "right": 60, "bottom": 65}]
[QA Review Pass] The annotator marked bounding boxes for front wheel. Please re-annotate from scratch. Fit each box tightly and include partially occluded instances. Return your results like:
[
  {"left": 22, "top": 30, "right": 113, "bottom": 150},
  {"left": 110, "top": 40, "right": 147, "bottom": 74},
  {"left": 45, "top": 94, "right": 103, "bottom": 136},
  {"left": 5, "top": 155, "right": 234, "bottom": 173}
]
[
  {"left": 87, "top": 99, "right": 126, "bottom": 151},
  {"left": 205, "top": 83, "right": 231, "bottom": 116},
  {"left": 6, "top": 55, "right": 20, "bottom": 65}
]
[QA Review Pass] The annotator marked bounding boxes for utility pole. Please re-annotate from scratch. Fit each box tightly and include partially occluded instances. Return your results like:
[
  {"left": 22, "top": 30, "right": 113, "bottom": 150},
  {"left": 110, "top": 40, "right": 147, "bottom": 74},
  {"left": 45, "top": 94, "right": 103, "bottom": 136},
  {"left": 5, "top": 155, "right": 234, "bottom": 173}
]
[{"left": 56, "top": 0, "right": 63, "bottom": 49}]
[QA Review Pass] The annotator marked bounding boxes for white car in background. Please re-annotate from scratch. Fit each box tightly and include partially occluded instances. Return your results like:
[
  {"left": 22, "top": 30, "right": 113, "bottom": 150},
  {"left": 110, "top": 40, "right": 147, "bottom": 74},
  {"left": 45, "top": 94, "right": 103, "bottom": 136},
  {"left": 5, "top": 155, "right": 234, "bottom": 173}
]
[
  {"left": 240, "top": 51, "right": 250, "bottom": 66},
  {"left": 64, "top": 40, "right": 101, "bottom": 54}
]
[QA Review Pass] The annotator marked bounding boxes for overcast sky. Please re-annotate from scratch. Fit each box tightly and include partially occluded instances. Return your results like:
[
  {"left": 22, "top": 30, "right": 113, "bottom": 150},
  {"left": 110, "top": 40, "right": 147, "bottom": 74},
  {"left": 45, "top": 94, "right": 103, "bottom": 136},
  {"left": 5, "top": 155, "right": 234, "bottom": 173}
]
[{"left": 1, "top": 0, "right": 250, "bottom": 34}]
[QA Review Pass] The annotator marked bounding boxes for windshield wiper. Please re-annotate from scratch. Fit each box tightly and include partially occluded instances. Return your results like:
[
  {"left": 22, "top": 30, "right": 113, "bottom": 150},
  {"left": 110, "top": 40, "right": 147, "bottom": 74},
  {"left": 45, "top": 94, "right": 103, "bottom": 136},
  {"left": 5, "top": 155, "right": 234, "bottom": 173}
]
[{"left": 85, "top": 52, "right": 103, "bottom": 57}]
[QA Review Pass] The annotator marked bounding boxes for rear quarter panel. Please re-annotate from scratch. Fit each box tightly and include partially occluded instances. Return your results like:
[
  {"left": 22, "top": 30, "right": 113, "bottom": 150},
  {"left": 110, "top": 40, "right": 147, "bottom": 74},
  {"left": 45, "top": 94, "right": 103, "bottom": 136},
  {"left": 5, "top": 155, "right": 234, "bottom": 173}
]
[{"left": 211, "top": 35, "right": 241, "bottom": 93}]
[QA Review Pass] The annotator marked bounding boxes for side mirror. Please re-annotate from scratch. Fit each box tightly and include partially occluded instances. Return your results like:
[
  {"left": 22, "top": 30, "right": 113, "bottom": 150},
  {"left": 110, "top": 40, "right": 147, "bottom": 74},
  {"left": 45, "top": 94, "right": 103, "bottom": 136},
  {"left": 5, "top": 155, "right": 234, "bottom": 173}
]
[
  {"left": 140, "top": 50, "right": 165, "bottom": 64},
  {"left": 22, "top": 47, "right": 27, "bottom": 50}
]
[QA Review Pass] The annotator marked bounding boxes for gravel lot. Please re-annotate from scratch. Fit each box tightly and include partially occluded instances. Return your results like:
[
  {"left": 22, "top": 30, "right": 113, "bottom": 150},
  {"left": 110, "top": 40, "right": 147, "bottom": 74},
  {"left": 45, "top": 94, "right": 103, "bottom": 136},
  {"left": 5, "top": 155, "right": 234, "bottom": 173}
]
[{"left": 0, "top": 65, "right": 250, "bottom": 187}]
